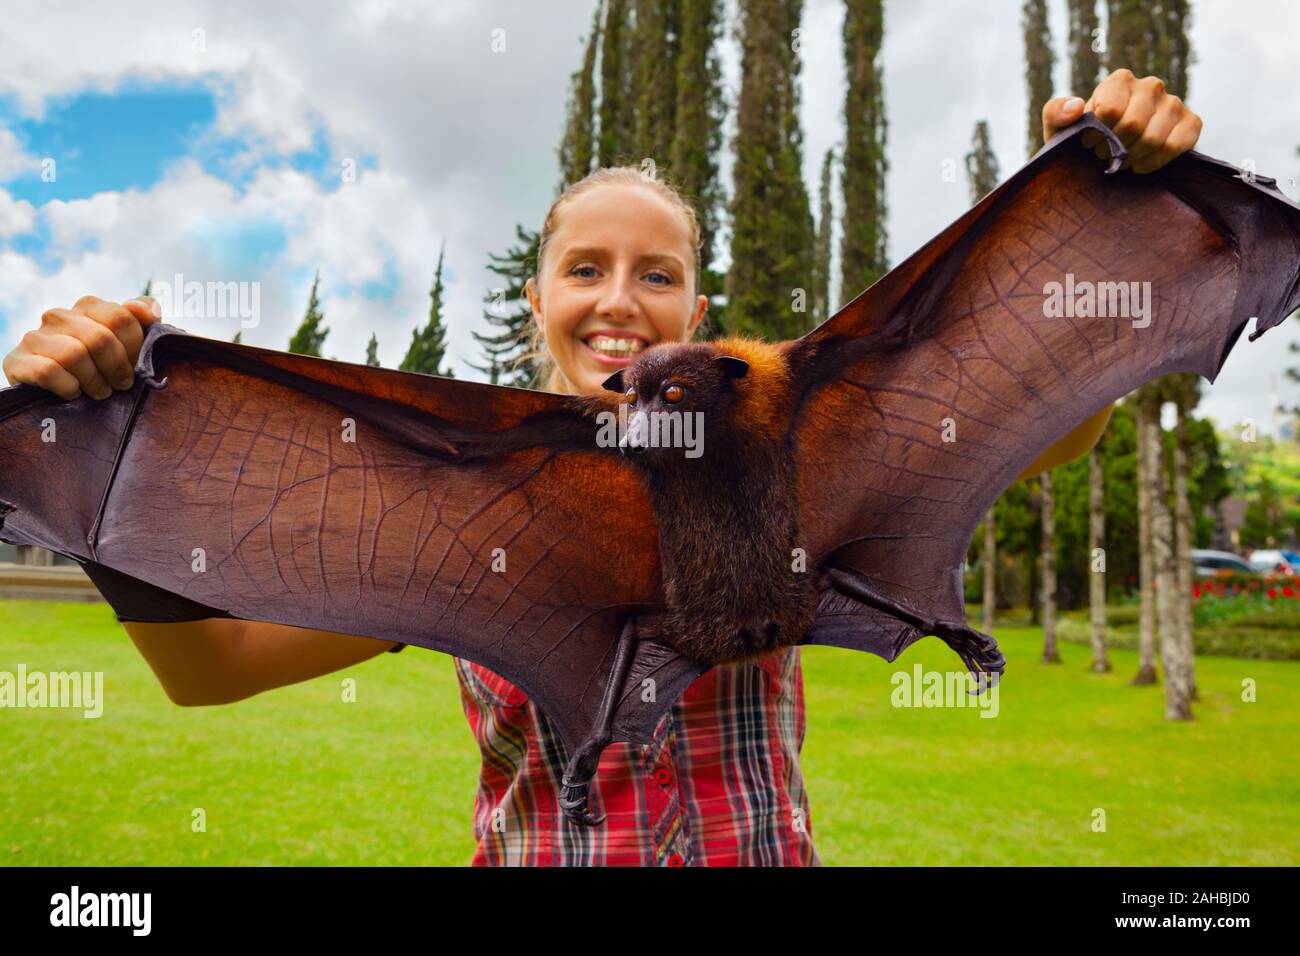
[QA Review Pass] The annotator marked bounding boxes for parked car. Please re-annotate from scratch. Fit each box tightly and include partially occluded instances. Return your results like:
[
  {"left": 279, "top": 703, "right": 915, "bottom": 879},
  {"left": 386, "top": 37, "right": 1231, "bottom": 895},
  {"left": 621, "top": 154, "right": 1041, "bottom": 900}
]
[
  {"left": 1247, "top": 549, "right": 1300, "bottom": 576},
  {"left": 1191, "top": 549, "right": 1257, "bottom": 577}
]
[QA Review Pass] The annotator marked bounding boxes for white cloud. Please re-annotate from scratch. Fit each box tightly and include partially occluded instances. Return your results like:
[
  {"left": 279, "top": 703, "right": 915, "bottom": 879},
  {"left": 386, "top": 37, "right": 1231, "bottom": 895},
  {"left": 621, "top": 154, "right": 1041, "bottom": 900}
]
[
  {"left": 0, "top": 127, "right": 42, "bottom": 180},
  {"left": 0, "top": 189, "right": 36, "bottom": 238}
]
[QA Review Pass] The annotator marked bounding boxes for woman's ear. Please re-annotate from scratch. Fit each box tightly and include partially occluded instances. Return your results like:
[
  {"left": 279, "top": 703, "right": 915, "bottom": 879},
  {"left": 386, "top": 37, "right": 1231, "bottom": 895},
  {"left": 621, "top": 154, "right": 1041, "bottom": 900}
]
[
  {"left": 522, "top": 277, "right": 543, "bottom": 335},
  {"left": 688, "top": 294, "right": 708, "bottom": 336}
]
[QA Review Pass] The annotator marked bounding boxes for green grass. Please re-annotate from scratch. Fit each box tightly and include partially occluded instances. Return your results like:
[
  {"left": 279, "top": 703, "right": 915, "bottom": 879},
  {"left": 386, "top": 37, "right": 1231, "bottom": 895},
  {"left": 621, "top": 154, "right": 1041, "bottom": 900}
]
[{"left": 1, "top": 599, "right": 1296, "bottom": 865}]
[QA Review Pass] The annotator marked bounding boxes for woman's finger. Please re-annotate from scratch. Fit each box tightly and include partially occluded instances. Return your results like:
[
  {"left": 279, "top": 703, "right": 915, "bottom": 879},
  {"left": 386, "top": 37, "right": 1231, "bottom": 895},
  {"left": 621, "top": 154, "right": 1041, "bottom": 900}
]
[
  {"left": 2, "top": 349, "right": 82, "bottom": 399},
  {"left": 31, "top": 315, "right": 120, "bottom": 399}
]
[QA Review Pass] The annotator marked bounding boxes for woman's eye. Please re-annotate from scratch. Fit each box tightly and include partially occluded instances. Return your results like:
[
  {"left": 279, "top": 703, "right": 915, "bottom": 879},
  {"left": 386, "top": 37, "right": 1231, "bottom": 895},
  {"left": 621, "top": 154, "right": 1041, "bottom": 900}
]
[
  {"left": 571, "top": 265, "right": 598, "bottom": 279},
  {"left": 646, "top": 271, "right": 672, "bottom": 285},
  {"left": 664, "top": 384, "right": 685, "bottom": 403}
]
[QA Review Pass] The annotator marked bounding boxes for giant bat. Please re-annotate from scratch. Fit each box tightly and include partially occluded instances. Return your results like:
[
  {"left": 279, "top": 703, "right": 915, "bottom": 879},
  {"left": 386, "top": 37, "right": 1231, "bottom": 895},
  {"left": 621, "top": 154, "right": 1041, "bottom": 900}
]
[{"left": 2, "top": 114, "right": 1298, "bottom": 825}]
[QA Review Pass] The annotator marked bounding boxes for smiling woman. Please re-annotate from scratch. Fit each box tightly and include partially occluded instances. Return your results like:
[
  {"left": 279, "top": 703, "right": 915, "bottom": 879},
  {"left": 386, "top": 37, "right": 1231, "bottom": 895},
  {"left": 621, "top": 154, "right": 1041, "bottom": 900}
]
[
  {"left": 520, "top": 166, "right": 710, "bottom": 396},
  {"left": 446, "top": 162, "right": 822, "bottom": 865}
]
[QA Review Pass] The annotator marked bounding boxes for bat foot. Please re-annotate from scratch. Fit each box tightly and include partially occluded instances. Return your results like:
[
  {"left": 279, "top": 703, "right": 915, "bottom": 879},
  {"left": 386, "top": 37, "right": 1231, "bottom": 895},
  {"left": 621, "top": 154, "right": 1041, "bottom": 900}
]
[
  {"left": 556, "top": 614, "right": 640, "bottom": 828},
  {"left": 559, "top": 741, "right": 610, "bottom": 826},
  {"left": 559, "top": 776, "right": 606, "bottom": 827}
]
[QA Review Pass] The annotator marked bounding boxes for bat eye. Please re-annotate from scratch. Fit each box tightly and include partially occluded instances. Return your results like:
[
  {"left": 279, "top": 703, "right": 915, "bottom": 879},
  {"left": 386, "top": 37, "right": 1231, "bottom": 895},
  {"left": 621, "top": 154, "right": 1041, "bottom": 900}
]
[
  {"left": 624, "top": 387, "right": 637, "bottom": 406},
  {"left": 664, "top": 384, "right": 685, "bottom": 403}
]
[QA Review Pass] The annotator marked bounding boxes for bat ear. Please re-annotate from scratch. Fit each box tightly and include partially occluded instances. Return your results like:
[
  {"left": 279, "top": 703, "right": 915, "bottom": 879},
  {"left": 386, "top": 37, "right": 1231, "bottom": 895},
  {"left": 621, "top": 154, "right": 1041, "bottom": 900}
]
[
  {"left": 601, "top": 370, "right": 626, "bottom": 393},
  {"left": 714, "top": 355, "right": 749, "bottom": 380}
]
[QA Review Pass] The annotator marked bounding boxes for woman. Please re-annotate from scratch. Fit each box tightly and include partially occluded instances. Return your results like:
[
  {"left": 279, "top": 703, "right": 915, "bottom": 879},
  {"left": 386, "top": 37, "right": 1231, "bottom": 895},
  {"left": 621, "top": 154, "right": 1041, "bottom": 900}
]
[{"left": 1, "top": 71, "right": 1200, "bottom": 865}]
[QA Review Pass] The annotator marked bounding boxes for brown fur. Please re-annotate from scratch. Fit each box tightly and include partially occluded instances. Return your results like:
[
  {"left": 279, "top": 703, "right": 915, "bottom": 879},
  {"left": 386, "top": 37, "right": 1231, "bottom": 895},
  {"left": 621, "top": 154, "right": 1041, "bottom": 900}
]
[{"left": 579, "top": 338, "right": 818, "bottom": 666}]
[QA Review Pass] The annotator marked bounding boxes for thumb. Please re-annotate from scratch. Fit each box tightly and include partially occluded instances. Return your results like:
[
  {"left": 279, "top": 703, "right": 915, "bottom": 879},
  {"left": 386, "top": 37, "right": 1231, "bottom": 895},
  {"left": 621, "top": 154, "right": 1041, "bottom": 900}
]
[
  {"left": 1042, "top": 95, "right": 1086, "bottom": 141},
  {"left": 123, "top": 295, "right": 163, "bottom": 326}
]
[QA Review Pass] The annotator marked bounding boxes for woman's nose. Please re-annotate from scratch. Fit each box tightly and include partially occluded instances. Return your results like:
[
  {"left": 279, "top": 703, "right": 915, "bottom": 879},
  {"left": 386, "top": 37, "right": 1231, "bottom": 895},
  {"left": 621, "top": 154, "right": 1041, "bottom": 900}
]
[{"left": 596, "top": 272, "right": 639, "bottom": 322}]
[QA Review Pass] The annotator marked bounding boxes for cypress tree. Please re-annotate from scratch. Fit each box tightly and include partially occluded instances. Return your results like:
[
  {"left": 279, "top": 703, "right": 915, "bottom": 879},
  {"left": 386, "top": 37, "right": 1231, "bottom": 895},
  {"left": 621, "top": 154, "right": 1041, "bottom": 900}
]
[
  {"left": 839, "top": 0, "right": 887, "bottom": 305},
  {"left": 672, "top": 0, "right": 727, "bottom": 336},
  {"left": 1068, "top": 0, "right": 1101, "bottom": 96},
  {"left": 727, "top": 0, "right": 816, "bottom": 340},
  {"left": 559, "top": 0, "right": 604, "bottom": 191},
  {"left": 634, "top": 0, "right": 680, "bottom": 166},
  {"left": 964, "top": 120, "right": 999, "bottom": 202},
  {"left": 1023, "top": 0, "right": 1054, "bottom": 155},
  {"left": 598, "top": 0, "right": 637, "bottom": 166},
  {"left": 812, "top": 147, "right": 835, "bottom": 327}
]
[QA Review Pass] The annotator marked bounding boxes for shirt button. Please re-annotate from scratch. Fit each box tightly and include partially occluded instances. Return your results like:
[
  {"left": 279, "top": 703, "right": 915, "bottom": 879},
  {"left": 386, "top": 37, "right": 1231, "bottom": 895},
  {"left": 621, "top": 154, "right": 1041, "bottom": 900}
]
[
  {"left": 654, "top": 767, "right": 672, "bottom": 786},
  {"left": 667, "top": 853, "right": 684, "bottom": 867}
]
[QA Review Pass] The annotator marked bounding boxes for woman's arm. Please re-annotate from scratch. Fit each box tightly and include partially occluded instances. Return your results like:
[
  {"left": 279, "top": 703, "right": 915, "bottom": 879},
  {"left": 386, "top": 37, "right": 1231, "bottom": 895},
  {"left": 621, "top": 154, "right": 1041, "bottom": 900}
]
[
  {"left": 122, "top": 618, "right": 402, "bottom": 706},
  {"left": 1016, "top": 404, "right": 1114, "bottom": 482}
]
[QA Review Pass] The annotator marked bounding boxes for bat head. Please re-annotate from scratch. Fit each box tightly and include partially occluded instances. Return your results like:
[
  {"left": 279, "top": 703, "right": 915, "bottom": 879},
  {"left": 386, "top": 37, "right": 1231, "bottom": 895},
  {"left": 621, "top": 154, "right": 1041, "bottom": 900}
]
[{"left": 600, "top": 342, "right": 749, "bottom": 458}]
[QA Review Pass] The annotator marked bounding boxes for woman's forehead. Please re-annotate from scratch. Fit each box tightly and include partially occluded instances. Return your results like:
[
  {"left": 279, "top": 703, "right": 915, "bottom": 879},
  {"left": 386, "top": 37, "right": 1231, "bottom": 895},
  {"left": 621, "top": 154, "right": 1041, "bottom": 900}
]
[{"left": 554, "top": 184, "right": 690, "bottom": 249}]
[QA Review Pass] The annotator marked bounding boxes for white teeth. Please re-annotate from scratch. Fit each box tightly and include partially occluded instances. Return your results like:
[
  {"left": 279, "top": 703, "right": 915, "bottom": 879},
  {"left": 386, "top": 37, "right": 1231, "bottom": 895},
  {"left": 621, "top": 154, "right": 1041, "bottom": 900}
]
[{"left": 586, "top": 335, "right": 645, "bottom": 356}]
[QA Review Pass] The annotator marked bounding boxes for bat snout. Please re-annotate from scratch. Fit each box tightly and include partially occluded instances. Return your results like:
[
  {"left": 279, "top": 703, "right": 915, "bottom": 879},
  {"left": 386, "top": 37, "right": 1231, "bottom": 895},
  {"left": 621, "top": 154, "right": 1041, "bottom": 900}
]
[{"left": 619, "top": 409, "right": 652, "bottom": 455}]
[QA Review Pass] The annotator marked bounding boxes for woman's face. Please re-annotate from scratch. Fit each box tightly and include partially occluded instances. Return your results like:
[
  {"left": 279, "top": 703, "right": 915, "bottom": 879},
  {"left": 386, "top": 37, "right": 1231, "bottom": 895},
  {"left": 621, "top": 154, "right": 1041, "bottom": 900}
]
[{"left": 527, "top": 183, "right": 707, "bottom": 396}]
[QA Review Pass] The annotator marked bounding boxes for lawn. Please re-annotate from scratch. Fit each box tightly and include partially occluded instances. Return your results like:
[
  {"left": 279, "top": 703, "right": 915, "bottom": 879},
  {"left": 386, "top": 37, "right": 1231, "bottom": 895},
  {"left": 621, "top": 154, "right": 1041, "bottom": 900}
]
[{"left": 1, "top": 599, "right": 1296, "bottom": 865}]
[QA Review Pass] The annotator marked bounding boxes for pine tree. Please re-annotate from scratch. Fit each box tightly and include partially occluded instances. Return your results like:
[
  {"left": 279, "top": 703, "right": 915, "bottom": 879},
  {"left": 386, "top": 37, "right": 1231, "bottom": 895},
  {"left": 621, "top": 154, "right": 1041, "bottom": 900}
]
[
  {"left": 232, "top": 331, "right": 242, "bottom": 344},
  {"left": 400, "top": 243, "right": 454, "bottom": 377},
  {"left": 471, "top": 225, "right": 541, "bottom": 388},
  {"left": 365, "top": 333, "right": 380, "bottom": 367},
  {"left": 288, "top": 270, "right": 328, "bottom": 356},
  {"left": 839, "top": 0, "right": 887, "bottom": 305}
]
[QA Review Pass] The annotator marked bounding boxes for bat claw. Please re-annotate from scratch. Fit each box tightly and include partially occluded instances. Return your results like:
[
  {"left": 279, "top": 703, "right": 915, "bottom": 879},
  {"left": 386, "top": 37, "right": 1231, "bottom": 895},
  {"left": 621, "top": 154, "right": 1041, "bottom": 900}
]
[{"left": 559, "top": 775, "right": 606, "bottom": 827}]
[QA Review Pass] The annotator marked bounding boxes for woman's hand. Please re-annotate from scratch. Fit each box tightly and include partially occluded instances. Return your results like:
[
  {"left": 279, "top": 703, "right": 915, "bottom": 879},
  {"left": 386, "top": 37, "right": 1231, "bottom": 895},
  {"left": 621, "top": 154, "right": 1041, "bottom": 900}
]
[
  {"left": 2, "top": 295, "right": 162, "bottom": 400},
  {"left": 1042, "top": 68, "right": 1203, "bottom": 174}
]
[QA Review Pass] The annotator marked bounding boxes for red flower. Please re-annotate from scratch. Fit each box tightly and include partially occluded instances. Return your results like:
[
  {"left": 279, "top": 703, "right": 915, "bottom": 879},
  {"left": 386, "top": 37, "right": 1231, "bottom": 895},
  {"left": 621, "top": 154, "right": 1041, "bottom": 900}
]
[
  {"left": 1267, "top": 588, "right": 1278, "bottom": 599},
  {"left": 1284, "top": 586, "right": 1295, "bottom": 598}
]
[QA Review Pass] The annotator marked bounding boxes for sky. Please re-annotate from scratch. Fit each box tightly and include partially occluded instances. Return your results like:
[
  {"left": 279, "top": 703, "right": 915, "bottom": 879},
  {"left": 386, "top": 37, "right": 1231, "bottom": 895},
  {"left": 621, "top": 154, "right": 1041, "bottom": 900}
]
[{"left": 1, "top": 0, "right": 1297, "bottom": 434}]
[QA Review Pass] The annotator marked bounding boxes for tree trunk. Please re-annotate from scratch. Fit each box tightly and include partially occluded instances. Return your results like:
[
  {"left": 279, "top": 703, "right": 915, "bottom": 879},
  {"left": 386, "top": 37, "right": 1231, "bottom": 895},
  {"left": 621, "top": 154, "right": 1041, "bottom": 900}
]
[
  {"left": 1173, "top": 405, "right": 1199, "bottom": 701},
  {"left": 982, "top": 508, "right": 996, "bottom": 634},
  {"left": 1133, "top": 399, "right": 1158, "bottom": 684},
  {"left": 1089, "top": 445, "right": 1111, "bottom": 672},
  {"left": 1030, "top": 479, "right": 1040, "bottom": 626},
  {"left": 1147, "top": 411, "right": 1192, "bottom": 720},
  {"left": 1041, "top": 471, "right": 1059, "bottom": 663}
]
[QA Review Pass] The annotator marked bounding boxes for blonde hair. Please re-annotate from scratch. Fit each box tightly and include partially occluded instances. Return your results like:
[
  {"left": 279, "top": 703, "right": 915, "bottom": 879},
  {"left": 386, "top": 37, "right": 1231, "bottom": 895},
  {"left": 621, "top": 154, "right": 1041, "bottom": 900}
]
[{"left": 517, "top": 166, "right": 706, "bottom": 394}]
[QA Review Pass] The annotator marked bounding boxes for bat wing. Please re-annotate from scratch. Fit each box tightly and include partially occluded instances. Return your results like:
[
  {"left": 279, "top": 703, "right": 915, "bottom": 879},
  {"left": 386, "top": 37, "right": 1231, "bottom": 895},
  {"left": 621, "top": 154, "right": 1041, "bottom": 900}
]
[
  {"left": 792, "top": 112, "right": 1300, "bottom": 672},
  {"left": 0, "top": 324, "right": 706, "bottom": 749}
]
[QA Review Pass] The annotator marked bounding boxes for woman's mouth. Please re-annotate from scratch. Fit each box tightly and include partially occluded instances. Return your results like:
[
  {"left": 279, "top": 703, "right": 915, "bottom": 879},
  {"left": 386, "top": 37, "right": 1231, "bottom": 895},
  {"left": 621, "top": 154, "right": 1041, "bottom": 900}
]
[{"left": 580, "top": 333, "right": 650, "bottom": 367}]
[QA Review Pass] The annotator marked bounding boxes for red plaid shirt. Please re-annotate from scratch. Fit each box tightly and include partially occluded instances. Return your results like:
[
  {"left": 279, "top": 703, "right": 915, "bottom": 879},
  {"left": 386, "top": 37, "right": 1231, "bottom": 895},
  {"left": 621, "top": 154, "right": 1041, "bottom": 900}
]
[{"left": 451, "top": 647, "right": 820, "bottom": 866}]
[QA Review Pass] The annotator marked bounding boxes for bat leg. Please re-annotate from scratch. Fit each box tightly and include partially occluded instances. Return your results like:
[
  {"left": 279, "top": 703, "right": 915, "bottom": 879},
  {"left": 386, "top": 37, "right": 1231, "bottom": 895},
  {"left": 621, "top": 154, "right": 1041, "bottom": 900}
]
[
  {"left": 822, "top": 565, "right": 1006, "bottom": 688},
  {"left": 558, "top": 614, "right": 640, "bottom": 827}
]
